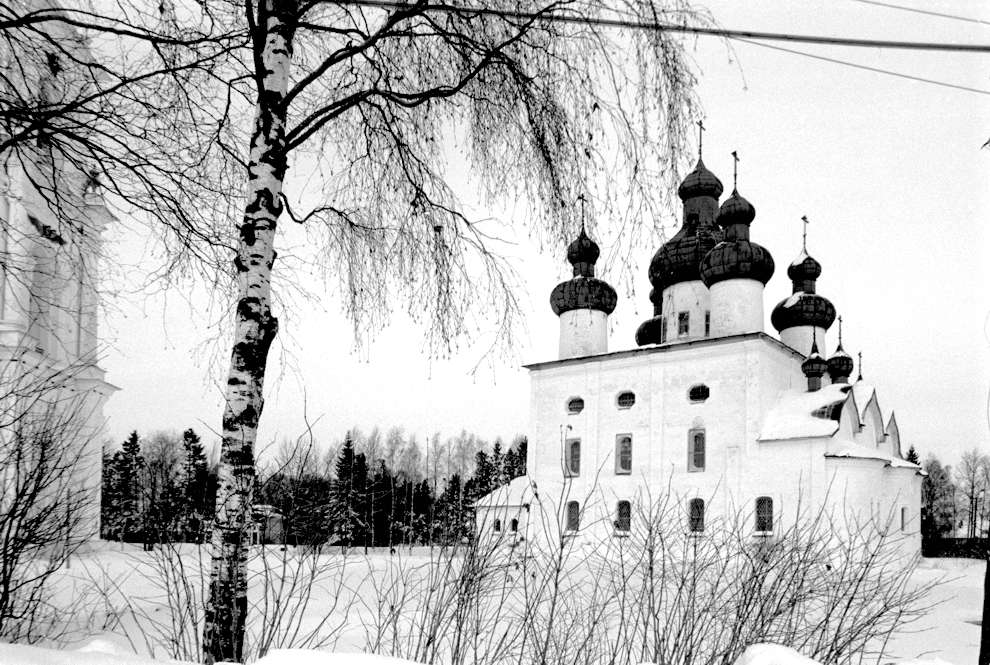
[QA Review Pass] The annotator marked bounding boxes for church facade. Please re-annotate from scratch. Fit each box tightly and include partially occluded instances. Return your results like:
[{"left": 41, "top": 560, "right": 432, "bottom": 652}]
[
  {"left": 0, "top": 151, "right": 117, "bottom": 540},
  {"left": 476, "top": 156, "right": 921, "bottom": 552}
]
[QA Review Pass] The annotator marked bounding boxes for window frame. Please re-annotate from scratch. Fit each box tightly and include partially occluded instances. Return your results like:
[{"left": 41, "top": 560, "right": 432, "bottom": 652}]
[
  {"left": 688, "top": 498, "right": 705, "bottom": 533},
  {"left": 566, "top": 397, "right": 585, "bottom": 415},
  {"left": 510, "top": 518, "right": 519, "bottom": 533},
  {"left": 660, "top": 317, "right": 668, "bottom": 343},
  {"left": 615, "top": 500, "right": 632, "bottom": 533},
  {"left": 755, "top": 496, "right": 774, "bottom": 533},
  {"left": 565, "top": 501, "right": 580, "bottom": 532},
  {"left": 493, "top": 519, "right": 502, "bottom": 533},
  {"left": 616, "top": 391, "right": 636, "bottom": 409},
  {"left": 678, "top": 311, "right": 690, "bottom": 337},
  {"left": 705, "top": 311, "right": 711, "bottom": 337},
  {"left": 687, "top": 428, "right": 706, "bottom": 472},
  {"left": 565, "top": 438, "right": 581, "bottom": 477},
  {"left": 615, "top": 435, "right": 632, "bottom": 475}
]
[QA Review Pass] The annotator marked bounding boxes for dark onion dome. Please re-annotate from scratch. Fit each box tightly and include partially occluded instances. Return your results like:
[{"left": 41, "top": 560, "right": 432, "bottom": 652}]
[
  {"left": 802, "top": 339, "right": 828, "bottom": 379},
  {"left": 677, "top": 158, "right": 724, "bottom": 201},
  {"left": 550, "top": 228, "right": 617, "bottom": 316},
  {"left": 770, "top": 247, "right": 836, "bottom": 332},
  {"left": 567, "top": 227, "right": 600, "bottom": 269},
  {"left": 699, "top": 189, "right": 775, "bottom": 287},
  {"left": 634, "top": 315, "right": 665, "bottom": 346},
  {"left": 647, "top": 223, "right": 721, "bottom": 294},
  {"left": 827, "top": 345, "right": 854, "bottom": 383},
  {"left": 771, "top": 292, "right": 836, "bottom": 331}
]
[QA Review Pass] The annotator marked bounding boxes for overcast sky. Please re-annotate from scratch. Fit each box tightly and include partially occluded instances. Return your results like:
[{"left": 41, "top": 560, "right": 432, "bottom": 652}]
[{"left": 99, "top": 0, "right": 990, "bottom": 468}]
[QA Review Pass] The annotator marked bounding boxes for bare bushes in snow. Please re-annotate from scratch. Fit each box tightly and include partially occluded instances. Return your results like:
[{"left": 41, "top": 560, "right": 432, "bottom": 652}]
[
  {"left": 0, "top": 362, "right": 104, "bottom": 643},
  {"left": 362, "top": 487, "right": 935, "bottom": 665}
]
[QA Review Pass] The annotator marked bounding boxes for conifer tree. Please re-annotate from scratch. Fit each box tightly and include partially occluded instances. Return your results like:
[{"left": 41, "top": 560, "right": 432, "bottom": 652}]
[
  {"left": 182, "top": 428, "right": 210, "bottom": 541},
  {"left": 116, "top": 431, "right": 144, "bottom": 543},
  {"left": 906, "top": 445, "right": 920, "bottom": 465}
]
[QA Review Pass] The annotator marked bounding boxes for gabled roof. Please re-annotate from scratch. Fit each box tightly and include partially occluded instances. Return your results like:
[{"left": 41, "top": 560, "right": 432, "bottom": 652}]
[
  {"left": 759, "top": 383, "right": 852, "bottom": 441},
  {"left": 826, "top": 440, "right": 920, "bottom": 470}
]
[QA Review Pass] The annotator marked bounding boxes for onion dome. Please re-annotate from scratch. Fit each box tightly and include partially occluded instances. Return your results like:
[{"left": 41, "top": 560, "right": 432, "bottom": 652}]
[
  {"left": 699, "top": 189, "right": 775, "bottom": 287},
  {"left": 550, "top": 228, "right": 617, "bottom": 316},
  {"left": 770, "top": 245, "right": 836, "bottom": 333},
  {"left": 677, "top": 158, "right": 724, "bottom": 201},
  {"left": 802, "top": 338, "right": 828, "bottom": 390},
  {"left": 827, "top": 317, "right": 854, "bottom": 383}
]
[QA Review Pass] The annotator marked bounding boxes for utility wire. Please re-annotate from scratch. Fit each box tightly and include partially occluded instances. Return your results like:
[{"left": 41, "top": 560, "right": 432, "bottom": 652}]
[
  {"left": 849, "top": 0, "right": 990, "bottom": 27},
  {"left": 735, "top": 37, "right": 990, "bottom": 96},
  {"left": 336, "top": 0, "right": 990, "bottom": 52}
]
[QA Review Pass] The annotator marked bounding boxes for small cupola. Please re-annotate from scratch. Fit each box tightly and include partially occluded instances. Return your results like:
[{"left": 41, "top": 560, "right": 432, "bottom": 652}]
[
  {"left": 827, "top": 316, "right": 854, "bottom": 384},
  {"left": 550, "top": 224, "right": 617, "bottom": 360},
  {"left": 802, "top": 337, "right": 828, "bottom": 392}
]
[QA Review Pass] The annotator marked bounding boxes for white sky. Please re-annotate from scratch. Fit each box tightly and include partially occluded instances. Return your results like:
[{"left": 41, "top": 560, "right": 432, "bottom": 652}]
[{"left": 100, "top": 0, "right": 990, "bottom": 468}]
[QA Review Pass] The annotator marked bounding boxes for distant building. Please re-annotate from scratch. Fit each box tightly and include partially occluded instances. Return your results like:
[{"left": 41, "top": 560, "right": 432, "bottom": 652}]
[
  {"left": 0, "top": 148, "right": 117, "bottom": 540},
  {"left": 477, "top": 156, "right": 921, "bottom": 552}
]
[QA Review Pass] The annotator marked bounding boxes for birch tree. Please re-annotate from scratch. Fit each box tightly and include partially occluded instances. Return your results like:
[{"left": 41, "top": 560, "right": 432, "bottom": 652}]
[{"left": 3, "top": 1, "right": 710, "bottom": 660}]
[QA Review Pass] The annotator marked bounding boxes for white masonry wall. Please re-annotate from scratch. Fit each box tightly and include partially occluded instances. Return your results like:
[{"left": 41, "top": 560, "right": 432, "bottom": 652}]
[
  {"left": 709, "top": 279, "right": 764, "bottom": 337},
  {"left": 660, "top": 280, "right": 711, "bottom": 342},
  {"left": 558, "top": 309, "right": 608, "bottom": 359},
  {"left": 780, "top": 325, "right": 827, "bottom": 358}
]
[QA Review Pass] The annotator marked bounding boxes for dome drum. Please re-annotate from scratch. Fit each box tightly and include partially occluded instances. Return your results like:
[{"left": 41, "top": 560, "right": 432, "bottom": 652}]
[
  {"left": 771, "top": 293, "right": 836, "bottom": 331},
  {"left": 649, "top": 232, "right": 720, "bottom": 292}
]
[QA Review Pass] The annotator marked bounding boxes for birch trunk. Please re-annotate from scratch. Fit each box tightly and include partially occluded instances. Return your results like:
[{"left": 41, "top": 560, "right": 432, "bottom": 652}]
[{"left": 202, "top": 3, "right": 294, "bottom": 662}]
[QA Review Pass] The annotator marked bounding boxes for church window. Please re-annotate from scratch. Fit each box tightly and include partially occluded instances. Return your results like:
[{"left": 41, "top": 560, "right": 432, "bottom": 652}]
[
  {"left": 705, "top": 311, "right": 711, "bottom": 337},
  {"left": 566, "top": 439, "right": 581, "bottom": 476},
  {"left": 756, "top": 496, "right": 774, "bottom": 532},
  {"left": 688, "top": 429, "right": 705, "bottom": 472},
  {"left": 615, "top": 500, "right": 631, "bottom": 532},
  {"left": 494, "top": 519, "right": 502, "bottom": 532},
  {"left": 615, "top": 435, "right": 632, "bottom": 474},
  {"left": 566, "top": 501, "right": 580, "bottom": 531},
  {"left": 689, "top": 384, "right": 710, "bottom": 403},
  {"left": 678, "top": 311, "right": 690, "bottom": 336},
  {"left": 900, "top": 507, "right": 908, "bottom": 532},
  {"left": 617, "top": 391, "right": 636, "bottom": 409},
  {"left": 510, "top": 518, "right": 519, "bottom": 533},
  {"left": 567, "top": 397, "right": 584, "bottom": 414},
  {"left": 689, "top": 498, "right": 705, "bottom": 533},
  {"left": 660, "top": 318, "right": 668, "bottom": 343}
]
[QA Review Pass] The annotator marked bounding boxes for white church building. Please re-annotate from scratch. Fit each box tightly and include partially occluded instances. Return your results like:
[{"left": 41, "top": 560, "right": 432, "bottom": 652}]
[
  {"left": 476, "top": 156, "right": 922, "bottom": 551},
  {"left": 0, "top": 150, "right": 117, "bottom": 540}
]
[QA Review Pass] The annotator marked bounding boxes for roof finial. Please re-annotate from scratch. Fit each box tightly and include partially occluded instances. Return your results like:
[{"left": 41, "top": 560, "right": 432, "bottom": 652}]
[
  {"left": 731, "top": 150, "right": 739, "bottom": 190},
  {"left": 801, "top": 215, "right": 809, "bottom": 251},
  {"left": 857, "top": 350, "right": 863, "bottom": 381},
  {"left": 697, "top": 119, "right": 705, "bottom": 159}
]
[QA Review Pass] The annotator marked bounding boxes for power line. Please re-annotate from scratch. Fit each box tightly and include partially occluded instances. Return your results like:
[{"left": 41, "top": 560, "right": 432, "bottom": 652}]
[
  {"left": 735, "top": 37, "right": 990, "bottom": 96},
  {"left": 337, "top": 0, "right": 990, "bottom": 53},
  {"left": 849, "top": 0, "right": 990, "bottom": 27}
]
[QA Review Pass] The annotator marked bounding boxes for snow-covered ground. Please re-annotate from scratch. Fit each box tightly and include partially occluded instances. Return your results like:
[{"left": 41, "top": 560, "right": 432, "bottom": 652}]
[{"left": 1, "top": 543, "right": 982, "bottom": 665}]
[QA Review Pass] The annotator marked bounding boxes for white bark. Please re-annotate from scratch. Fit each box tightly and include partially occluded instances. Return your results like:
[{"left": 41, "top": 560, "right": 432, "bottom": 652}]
[{"left": 203, "top": 2, "right": 294, "bottom": 662}]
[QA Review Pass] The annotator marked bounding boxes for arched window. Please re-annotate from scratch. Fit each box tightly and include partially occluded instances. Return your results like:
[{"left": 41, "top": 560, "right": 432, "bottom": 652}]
[
  {"left": 689, "top": 384, "right": 710, "bottom": 402},
  {"left": 566, "top": 439, "right": 581, "bottom": 477},
  {"left": 756, "top": 496, "right": 773, "bottom": 532},
  {"left": 566, "top": 501, "right": 580, "bottom": 532},
  {"left": 615, "top": 501, "right": 632, "bottom": 532},
  {"left": 688, "top": 498, "right": 705, "bottom": 533},
  {"left": 688, "top": 429, "right": 705, "bottom": 472},
  {"left": 617, "top": 391, "right": 636, "bottom": 409},
  {"left": 510, "top": 518, "right": 519, "bottom": 533},
  {"left": 678, "top": 311, "right": 690, "bottom": 336},
  {"left": 493, "top": 519, "right": 502, "bottom": 533},
  {"left": 660, "top": 317, "right": 668, "bottom": 343},
  {"left": 567, "top": 397, "right": 584, "bottom": 414},
  {"left": 900, "top": 507, "right": 908, "bottom": 532},
  {"left": 705, "top": 311, "right": 711, "bottom": 337},
  {"left": 615, "top": 435, "right": 632, "bottom": 474}
]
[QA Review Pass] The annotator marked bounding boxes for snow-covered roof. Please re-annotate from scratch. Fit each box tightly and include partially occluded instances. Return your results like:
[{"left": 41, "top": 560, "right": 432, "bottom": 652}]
[
  {"left": 474, "top": 475, "right": 534, "bottom": 508},
  {"left": 759, "top": 383, "right": 852, "bottom": 441},
  {"left": 826, "top": 440, "right": 921, "bottom": 469}
]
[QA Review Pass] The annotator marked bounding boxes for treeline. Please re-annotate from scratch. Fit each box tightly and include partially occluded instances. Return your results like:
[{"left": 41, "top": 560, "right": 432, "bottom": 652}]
[
  {"left": 921, "top": 446, "right": 990, "bottom": 540},
  {"left": 100, "top": 426, "right": 526, "bottom": 548}
]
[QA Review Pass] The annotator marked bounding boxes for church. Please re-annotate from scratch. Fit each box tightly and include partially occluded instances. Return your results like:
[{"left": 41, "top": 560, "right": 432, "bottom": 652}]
[
  {"left": 0, "top": 153, "right": 117, "bottom": 541},
  {"left": 476, "top": 151, "right": 922, "bottom": 552}
]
